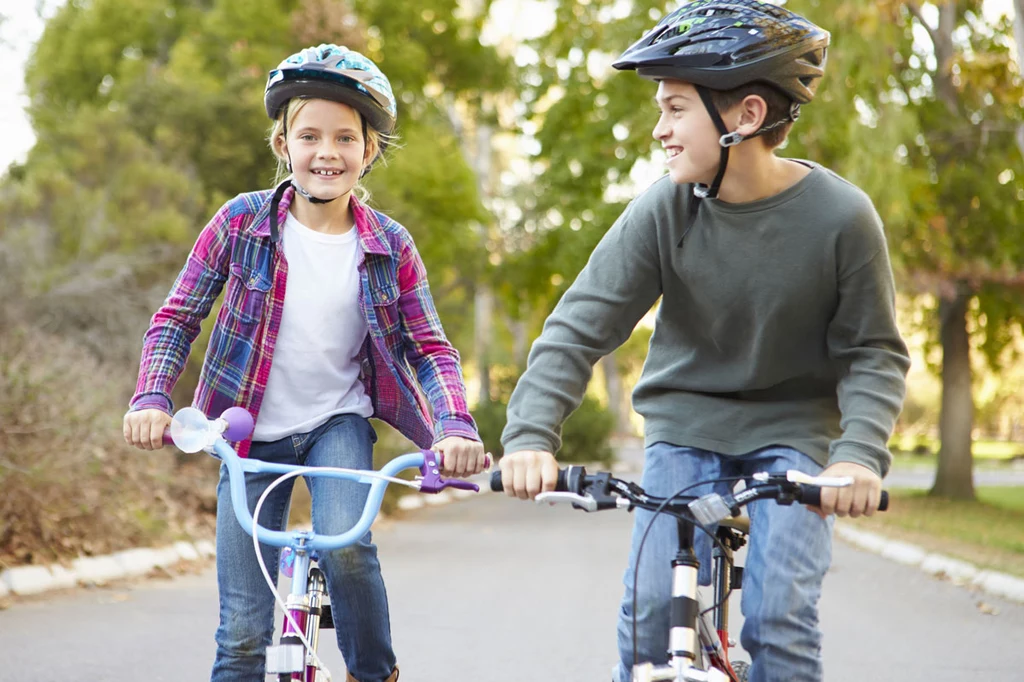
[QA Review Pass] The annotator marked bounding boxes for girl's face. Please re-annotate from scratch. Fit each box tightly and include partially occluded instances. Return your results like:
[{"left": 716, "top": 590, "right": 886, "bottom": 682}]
[
  {"left": 652, "top": 80, "right": 724, "bottom": 186},
  {"left": 283, "top": 99, "right": 374, "bottom": 201}
]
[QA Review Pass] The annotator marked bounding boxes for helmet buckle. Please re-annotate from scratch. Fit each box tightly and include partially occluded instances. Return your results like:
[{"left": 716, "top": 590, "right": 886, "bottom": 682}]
[{"left": 719, "top": 131, "right": 744, "bottom": 148}]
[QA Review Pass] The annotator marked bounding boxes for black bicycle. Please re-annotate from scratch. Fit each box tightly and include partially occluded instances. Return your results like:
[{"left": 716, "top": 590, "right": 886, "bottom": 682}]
[{"left": 490, "top": 466, "right": 888, "bottom": 682}]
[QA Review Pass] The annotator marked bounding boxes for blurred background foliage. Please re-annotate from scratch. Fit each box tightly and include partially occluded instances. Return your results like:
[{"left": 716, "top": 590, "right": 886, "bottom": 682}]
[{"left": 1, "top": 0, "right": 1022, "bottom": 565}]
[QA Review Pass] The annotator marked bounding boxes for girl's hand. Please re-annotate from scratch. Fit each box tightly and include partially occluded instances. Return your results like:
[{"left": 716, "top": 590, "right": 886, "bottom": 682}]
[
  {"left": 123, "top": 409, "right": 173, "bottom": 450},
  {"left": 433, "top": 436, "right": 488, "bottom": 478}
]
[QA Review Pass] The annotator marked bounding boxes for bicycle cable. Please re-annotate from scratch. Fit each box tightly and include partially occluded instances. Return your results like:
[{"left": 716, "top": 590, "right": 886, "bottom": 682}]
[
  {"left": 251, "top": 466, "right": 420, "bottom": 681},
  {"left": 629, "top": 475, "right": 746, "bottom": 671}
]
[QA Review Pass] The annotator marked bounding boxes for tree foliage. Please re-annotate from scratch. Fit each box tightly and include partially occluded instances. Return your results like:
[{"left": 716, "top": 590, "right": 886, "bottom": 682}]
[
  {"left": 0, "top": 0, "right": 510, "bottom": 565},
  {"left": 502, "top": 0, "right": 1024, "bottom": 496}
]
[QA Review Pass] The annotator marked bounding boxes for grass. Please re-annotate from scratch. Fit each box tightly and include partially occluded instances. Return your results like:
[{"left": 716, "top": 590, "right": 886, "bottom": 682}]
[
  {"left": 849, "top": 486, "right": 1024, "bottom": 578},
  {"left": 889, "top": 436, "right": 1024, "bottom": 461}
]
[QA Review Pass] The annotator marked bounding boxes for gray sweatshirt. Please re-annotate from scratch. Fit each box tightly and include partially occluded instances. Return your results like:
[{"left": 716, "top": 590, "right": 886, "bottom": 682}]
[{"left": 501, "top": 163, "right": 910, "bottom": 476}]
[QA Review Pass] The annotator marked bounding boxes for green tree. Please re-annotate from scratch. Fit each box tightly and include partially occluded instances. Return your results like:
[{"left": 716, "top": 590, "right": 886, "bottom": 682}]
[
  {"left": 6, "top": 0, "right": 510, "bottom": 360},
  {"left": 782, "top": 0, "right": 1024, "bottom": 500},
  {"left": 0, "top": 0, "right": 511, "bottom": 564},
  {"left": 509, "top": 0, "right": 1024, "bottom": 492}
]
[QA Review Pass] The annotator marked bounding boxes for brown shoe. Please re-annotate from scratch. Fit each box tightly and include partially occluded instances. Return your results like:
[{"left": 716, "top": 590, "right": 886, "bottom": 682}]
[{"left": 346, "top": 666, "right": 399, "bottom": 682}]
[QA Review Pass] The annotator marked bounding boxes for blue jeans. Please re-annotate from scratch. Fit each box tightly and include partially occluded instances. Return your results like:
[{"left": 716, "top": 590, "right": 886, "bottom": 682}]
[
  {"left": 614, "top": 443, "right": 833, "bottom": 682},
  {"left": 210, "top": 413, "right": 397, "bottom": 682}
]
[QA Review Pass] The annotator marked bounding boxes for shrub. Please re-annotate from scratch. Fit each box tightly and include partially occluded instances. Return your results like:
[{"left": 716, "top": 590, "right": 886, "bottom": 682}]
[{"left": 473, "top": 392, "right": 615, "bottom": 467}]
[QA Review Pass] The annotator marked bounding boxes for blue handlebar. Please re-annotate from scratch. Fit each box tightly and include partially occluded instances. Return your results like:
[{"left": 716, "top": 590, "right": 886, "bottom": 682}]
[{"left": 213, "top": 439, "right": 427, "bottom": 551}]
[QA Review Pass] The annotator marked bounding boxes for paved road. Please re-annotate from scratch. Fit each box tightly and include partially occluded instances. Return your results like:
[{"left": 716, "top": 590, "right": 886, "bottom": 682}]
[{"left": 1, "top": 492, "right": 1022, "bottom": 681}]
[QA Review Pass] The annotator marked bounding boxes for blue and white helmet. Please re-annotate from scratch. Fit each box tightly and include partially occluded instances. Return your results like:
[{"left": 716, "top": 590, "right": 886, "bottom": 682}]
[{"left": 265, "top": 44, "right": 397, "bottom": 135}]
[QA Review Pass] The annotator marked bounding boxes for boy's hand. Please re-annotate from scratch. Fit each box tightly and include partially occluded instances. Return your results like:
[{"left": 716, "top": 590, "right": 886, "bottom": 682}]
[
  {"left": 499, "top": 450, "right": 559, "bottom": 501},
  {"left": 123, "top": 409, "right": 173, "bottom": 450},
  {"left": 434, "top": 436, "right": 488, "bottom": 478},
  {"left": 812, "top": 461, "right": 883, "bottom": 519}
]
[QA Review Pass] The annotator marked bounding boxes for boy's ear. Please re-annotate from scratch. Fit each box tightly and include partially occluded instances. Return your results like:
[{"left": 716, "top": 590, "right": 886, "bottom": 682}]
[{"left": 735, "top": 94, "right": 769, "bottom": 137}]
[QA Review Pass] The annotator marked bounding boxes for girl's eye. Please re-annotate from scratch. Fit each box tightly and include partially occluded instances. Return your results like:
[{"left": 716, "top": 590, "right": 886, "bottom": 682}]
[
  {"left": 340, "top": 136, "right": 356, "bottom": 143},
  {"left": 300, "top": 134, "right": 316, "bottom": 142}
]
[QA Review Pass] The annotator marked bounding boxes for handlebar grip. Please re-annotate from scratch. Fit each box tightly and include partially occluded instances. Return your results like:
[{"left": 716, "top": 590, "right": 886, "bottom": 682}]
[
  {"left": 162, "top": 427, "right": 172, "bottom": 447},
  {"left": 798, "top": 486, "right": 889, "bottom": 512},
  {"left": 489, "top": 468, "right": 570, "bottom": 493}
]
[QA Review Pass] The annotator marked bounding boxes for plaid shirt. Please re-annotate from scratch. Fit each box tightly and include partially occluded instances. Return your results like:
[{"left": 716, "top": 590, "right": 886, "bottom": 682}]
[{"left": 130, "top": 186, "right": 479, "bottom": 457}]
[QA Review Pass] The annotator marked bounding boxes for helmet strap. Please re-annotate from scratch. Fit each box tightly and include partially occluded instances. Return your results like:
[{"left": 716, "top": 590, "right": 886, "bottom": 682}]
[
  {"left": 692, "top": 85, "right": 734, "bottom": 215},
  {"left": 269, "top": 179, "right": 291, "bottom": 243}
]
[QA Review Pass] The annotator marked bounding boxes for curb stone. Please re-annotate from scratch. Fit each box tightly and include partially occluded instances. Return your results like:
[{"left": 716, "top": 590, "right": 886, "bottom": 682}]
[
  {"left": 0, "top": 540, "right": 211, "bottom": 598},
  {"left": 834, "top": 523, "right": 1024, "bottom": 604},
  {"left": 0, "top": 470, "right": 492, "bottom": 603},
  {"left": 2, "top": 565, "right": 56, "bottom": 596}
]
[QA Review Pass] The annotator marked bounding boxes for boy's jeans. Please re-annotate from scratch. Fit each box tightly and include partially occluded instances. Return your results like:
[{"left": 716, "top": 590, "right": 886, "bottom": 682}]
[
  {"left": 209, "top": 413, "right": 397, "bottom": 682},
  {"left": 614, "top": 443, "right": 833, "bottom": 682}
]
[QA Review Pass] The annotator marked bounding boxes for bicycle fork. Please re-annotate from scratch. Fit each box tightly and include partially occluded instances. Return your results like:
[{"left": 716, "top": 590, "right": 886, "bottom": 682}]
[
  {"left": 631, "top": 520, "right": 729, "bottom": 682},
  {"left": 266, "top": 548, "right": 327, "bottom": 681}
]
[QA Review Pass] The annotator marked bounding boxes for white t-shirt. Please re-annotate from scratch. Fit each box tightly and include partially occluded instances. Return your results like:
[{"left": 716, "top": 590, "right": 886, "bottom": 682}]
[{"left": 252, "top": 211, "right": 373, "bottom": 442}]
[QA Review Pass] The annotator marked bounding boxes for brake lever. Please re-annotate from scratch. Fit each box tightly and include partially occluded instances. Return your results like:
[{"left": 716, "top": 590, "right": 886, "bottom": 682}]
[
  {"left": 751, "top": 470, "right": 854, "bottom": 488},
  {"left": 417, "top": 450, "right": 480, "bottom": 494},
  {"left": 535, "top": 491, "right": 598, "bottom": 511}
]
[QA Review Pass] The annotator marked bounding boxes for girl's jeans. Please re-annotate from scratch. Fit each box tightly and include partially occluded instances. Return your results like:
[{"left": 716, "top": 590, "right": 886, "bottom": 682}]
[
  {"left": 209, "top": 413, "right": 397, "bottom": 682},
  {"left": 614, "top": 443, "right": 834, "bottom": 682}
]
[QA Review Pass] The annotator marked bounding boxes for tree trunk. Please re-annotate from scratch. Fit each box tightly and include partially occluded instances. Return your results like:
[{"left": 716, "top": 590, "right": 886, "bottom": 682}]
[
  {"left": 931, "top": 283, "right": 975, "bottom": 499},
  {"left": 1014, "top": 0, "right": 1024, "bottom": 156},
  {"left": 474, "top": 286, "right": 493, "bottom": 404}
]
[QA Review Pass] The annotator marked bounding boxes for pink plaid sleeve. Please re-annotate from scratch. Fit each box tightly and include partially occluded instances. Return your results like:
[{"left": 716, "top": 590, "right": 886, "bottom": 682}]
[
  {"left": 129, "top": 204, "right": 234, "bottom": 412},
  {"left": 396, "top": 237, "right": 479, "bottom": 443}
]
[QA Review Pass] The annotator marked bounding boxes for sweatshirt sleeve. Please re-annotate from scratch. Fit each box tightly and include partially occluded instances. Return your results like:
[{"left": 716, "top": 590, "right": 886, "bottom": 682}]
[
  {"left": 502, "top": 199, "right": 663, "bottom": 455},
  {"left": 825, "top": 209, "right": 910, "bottom": 477}
]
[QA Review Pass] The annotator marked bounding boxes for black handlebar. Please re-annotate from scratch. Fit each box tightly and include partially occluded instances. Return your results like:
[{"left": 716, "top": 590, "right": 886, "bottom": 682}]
[
  {"left": 798, "top": 485, "right": 889, "bottom": 512},
  {"left": 489, "top": 467, "right": 578, "bottom": 494},
  {"left": 491, "top": 467, "right": 889, "bottom": 512}
]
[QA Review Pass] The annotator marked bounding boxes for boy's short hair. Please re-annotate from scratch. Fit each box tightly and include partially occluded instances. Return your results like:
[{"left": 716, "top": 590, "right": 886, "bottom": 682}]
[{"left": 708, "top": 83, "right": 795, "bottom": 149}]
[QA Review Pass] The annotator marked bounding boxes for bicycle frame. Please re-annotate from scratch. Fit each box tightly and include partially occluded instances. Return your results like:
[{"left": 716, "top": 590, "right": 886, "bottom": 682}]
[
  {"left": 652, "top": 514, "right": 737, "bottom": 682},
  {"left": 170, "top": 407, "right": 481, "bottom": 682},
  {"left": 503, "top": 466, "right": 884, "bottom": 682}
]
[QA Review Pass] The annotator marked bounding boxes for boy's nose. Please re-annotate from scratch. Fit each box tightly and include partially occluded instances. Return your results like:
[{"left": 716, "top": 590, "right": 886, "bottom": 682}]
[{"left": 652, "top": 119, "right": 669, "bottom": 141}]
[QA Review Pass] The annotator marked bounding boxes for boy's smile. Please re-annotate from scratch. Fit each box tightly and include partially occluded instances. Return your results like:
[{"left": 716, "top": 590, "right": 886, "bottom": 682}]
[{"left": 653, "top": 80, "right": 722, "bottom": 186}]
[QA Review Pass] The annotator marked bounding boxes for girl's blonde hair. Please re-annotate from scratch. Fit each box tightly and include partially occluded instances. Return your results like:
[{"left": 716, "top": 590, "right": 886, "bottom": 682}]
[{"left": 268, "top": 98, "right": 393, "bottom": 189}]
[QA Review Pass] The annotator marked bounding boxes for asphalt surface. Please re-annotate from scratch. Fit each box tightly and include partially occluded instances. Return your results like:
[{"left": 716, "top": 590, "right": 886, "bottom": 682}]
[{"left": 1, "top": 492, "right": 1022, "bottom": 681}]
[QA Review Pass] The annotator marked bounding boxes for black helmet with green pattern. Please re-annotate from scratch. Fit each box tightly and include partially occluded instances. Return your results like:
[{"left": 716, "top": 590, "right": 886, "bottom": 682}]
[{"left": 614, "top": 1, "right": 830, "bottom": 202}]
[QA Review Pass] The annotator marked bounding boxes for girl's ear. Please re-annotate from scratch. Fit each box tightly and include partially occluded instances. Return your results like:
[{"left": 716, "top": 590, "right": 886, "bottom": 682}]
[
  {"left": 274, "top": 130, "right": 288, "bottom": 160},
  {"left": 363, "top": 134, "right": 379, "bottom": 166}
]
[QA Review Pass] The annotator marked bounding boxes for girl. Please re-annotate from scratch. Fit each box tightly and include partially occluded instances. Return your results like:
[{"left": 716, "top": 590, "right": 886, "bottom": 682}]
[{"left": 123, "top": 44, "right": 486, "bottom": 682}]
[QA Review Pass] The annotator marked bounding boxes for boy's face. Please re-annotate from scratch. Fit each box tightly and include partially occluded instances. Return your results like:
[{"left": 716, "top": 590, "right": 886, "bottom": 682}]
[
  {"left": 652, "top": 80, "right": 723, "bottom": 186},
  {"left": 284, "top": 99, "right": 374, "bottom": 200}
]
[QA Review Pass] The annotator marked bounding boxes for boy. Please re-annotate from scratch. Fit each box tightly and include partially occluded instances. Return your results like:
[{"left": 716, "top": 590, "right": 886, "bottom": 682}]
[{"left": 497, "top": 3, "right": 910, "bottom": 681}]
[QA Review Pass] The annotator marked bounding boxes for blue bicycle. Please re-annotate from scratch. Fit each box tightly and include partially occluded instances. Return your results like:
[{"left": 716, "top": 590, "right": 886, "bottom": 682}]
[{"left": 166, "top": 405, "right": 485, "bottom": 682}]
